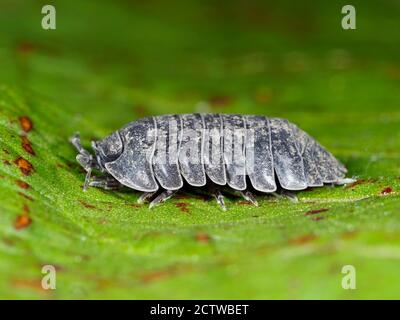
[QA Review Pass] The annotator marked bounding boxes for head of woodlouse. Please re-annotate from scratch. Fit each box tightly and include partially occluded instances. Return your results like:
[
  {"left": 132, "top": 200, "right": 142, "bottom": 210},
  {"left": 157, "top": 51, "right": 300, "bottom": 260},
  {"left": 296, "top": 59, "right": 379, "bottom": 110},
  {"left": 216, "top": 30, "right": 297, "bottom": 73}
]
[{"left": 91, "top": 131, "right": 123, "bottom": 172}]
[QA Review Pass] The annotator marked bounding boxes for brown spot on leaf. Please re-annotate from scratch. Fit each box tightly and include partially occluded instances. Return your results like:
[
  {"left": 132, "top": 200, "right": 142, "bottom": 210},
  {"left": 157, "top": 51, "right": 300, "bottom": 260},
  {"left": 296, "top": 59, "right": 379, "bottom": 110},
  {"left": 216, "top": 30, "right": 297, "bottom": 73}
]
[
  {"left": 133, "top": 104, "right": 149, "bottom": 117},
  {"left": 237, "top": 201, "right": 252, "bottom": 206},
  {"left": 14, "top": 204, "right": 32, "bottom": 230},
  {"left": 342, "top": 231, "right": 358, "bottom": 239},
  {"left": 19, "top": 116, "right": 33, "bottom": 133},
  {"left": 18, "top": 192, "right": 34, "bottom": 202},
  {"left": 16, "top": 42, "right": 36, "bottom": 55},
  {"left": 20, "top": 135, "right": 35, "bottom": 156},
  {"left": 14, "top": 157, "right": 33, "bottom": 175},
  {"left": 312, "top": 216, "right": 325, "bottom": 221},
  {"left": 16, "top": 179, "right": 30, "bottom": 189},
  {"left": 195, "top": 232, "right": 211, "bottom": 243},
  {"left": 381, "top": 187, "right": 393, "bottom": 195},
  {"left": 346, "top": 179, "right": 365, "bottom": 189},
  {"left": 3, "top": 237, "right": 16, "bottom": 247},
  {"left": 254, "top": 87, "right": 273, "bottom": 105},
  {"left": 79, "top": 200, "right": 96, "bottom": 209},
  {"left": 139, "top": 265, "right": 192, "bottom": 284},
  {"left": 208, "top": 95, "right": 233, "bottom": 108},
  {"left": 175, "top": 202, "right": 190, "bottom": 213},
  {"left": 385, "top": 65, "right": 400, "bottom": 80},
  {"left": 289, "top": 234, "right": 316, "bottom": 245},
  {"left": 3, "top": 160, "right": 11, "bottom": 166},
  {"left": 11, "top": 278, "right": 47, "bottom": 294},
  {"left": 140, "top": 269, "right": 175, "bottom": 283},
  {"left": 305, "top": 208, "right": 329, "bottom": 216}
]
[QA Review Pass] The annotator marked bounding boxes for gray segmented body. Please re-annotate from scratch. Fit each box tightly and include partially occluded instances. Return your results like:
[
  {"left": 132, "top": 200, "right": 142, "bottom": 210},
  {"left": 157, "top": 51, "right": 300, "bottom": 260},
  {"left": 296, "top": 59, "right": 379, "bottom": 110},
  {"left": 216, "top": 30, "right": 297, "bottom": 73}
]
[{"left": 93, "top": 113, "right": 347, "bottom": 193}]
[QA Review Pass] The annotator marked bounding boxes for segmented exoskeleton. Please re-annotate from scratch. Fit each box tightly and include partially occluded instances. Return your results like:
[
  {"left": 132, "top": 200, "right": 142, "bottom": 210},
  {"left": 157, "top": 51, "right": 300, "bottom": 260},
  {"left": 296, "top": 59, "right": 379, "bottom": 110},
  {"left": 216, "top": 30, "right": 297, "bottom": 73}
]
[{"left": 71, "top": 114, "right": 352, "bottom": 210}]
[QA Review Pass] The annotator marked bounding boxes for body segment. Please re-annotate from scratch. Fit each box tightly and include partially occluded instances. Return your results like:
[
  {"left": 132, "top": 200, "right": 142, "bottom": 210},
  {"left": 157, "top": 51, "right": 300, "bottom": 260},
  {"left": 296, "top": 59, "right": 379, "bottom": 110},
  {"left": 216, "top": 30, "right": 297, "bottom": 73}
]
[
  {"left": 152, "top": 114, "right": 183, "bottom": 190},
  {"left": 222, "top": 114, "right": 247, "bottom": 190},
  {"left": 203, "top": 113, "right": 226, "bottom": 185},
  {"left": 105, "top": 117, "right": 158, "bottom": 192},
  {"left": 178, "top": 113, "right": 207, "bottom": 187},
  {"left": 245, "top": 115, "right": 276, "bottom": 192}
]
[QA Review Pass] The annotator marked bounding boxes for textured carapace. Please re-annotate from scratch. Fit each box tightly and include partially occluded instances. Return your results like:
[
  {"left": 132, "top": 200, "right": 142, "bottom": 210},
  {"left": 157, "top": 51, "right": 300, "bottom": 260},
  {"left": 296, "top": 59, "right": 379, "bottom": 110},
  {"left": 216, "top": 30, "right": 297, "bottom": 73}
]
[{"left": 71, "top": 114, "right": 351, "bottom": 210}]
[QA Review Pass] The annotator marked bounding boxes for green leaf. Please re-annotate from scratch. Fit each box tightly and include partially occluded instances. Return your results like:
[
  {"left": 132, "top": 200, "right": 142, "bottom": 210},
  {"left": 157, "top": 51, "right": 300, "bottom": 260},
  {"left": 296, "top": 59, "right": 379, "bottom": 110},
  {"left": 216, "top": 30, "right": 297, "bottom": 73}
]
[{"left": 0, "top": 0, "right": 399, "bottom": 299}]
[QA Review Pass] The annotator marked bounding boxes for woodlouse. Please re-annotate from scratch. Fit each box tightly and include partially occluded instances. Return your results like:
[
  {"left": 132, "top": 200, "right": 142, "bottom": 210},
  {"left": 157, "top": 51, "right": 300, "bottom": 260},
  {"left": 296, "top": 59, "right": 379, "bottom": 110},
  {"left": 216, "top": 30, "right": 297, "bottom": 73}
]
[{"left": 70, "top": 114, "right": 353, "bottom": 210}]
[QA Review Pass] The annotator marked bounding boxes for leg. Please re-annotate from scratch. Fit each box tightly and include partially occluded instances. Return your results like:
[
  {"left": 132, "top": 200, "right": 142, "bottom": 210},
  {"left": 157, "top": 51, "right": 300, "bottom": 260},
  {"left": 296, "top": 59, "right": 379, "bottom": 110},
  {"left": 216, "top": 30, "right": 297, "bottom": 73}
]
[
  {"left": 70, "top": 133, "right": 91, "bottom": 158},
  {"left": 272, "top": 190, "right": 298, "bottom": 203},
  {"left": 281, "top": 190, "right": 298, "bottom": 203},
  {"left": 137, "top": 191, "right": 157, "bottom": 204},
  {"left": 70, "top": 133, "right": 99, "bottom": 191},
  {"left": 89, "top": 175, "right": 122, "bottom": 190},
  {"left": 209, "top": 185, "right": 227, "bottom": 211},
  {"left": 149, "top": 189, "right": 178, "bottom": 209},
  {"left": 239, "top": 190, "right": 259, "bottom": 207}
]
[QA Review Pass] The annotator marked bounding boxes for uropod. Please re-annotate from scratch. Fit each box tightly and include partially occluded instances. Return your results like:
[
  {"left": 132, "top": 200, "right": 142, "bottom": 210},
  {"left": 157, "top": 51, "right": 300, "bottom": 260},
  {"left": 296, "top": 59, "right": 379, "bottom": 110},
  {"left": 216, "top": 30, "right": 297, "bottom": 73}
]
[{"left": 71, "top": 114, "right": 353, "bottom": 210}]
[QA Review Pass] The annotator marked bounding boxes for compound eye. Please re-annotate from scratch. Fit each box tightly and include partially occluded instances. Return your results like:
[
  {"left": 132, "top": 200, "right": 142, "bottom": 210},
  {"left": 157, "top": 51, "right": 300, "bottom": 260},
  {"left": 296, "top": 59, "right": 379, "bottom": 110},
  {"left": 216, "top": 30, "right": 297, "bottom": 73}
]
[{"left": 93, "top": 131, "right": 123, "bottom": 162}]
